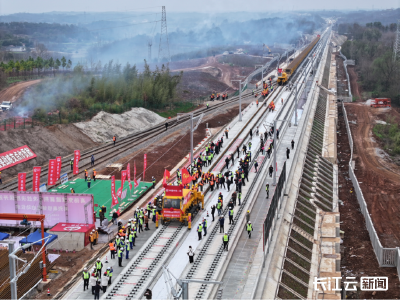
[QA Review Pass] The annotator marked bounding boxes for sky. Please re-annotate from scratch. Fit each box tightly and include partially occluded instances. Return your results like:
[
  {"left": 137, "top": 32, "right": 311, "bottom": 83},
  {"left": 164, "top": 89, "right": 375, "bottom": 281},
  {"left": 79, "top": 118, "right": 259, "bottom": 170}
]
[{"left": 0, "top": 0, "right": 399, "bottom": 14}]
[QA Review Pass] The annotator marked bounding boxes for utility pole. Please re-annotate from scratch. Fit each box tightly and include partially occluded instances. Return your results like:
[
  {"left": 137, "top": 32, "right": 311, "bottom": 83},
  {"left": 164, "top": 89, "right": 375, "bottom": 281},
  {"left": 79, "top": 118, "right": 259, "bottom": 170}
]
[
  {"left": 148, "top": 41, "right": 152, "bottom": 62},
  {"left": 158, "top": 6, "right": 171, "bottom": 63},
  {"left": 231, "top": 80, "right": 244, "bottom": 121},
  {"left": 393, "top": 19, "right": 400, "bottom": 62},
  {"left": 177, "top": 113, "right": 204, "bottom": 176},
  {"left": 255, "top": 64, "right": 264, "bottom": 89},
  {"left": 8, "top": 241, "right": 17, "bottom": 300}
]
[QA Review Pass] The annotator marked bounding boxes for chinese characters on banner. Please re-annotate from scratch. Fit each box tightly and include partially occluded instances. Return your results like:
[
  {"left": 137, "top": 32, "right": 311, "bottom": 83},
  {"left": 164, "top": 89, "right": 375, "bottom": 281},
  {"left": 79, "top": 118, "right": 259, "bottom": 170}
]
[
  {"left": 127, "top": 163, "right": 132, "bottom": 190},
  {"left": 73, "top": 150, "right": 80, "bottom": 175},
  {"left": 111, "top": 175, "right": 118, "bottom": 207},
  {"left": 55, "top": 156, "right": 62, "bottom": 180},
  {"left": 117, "top": 170, "right": 127, "bottom": 198},
  {"left": 32, "top": 167, "right": 41, "bottom": 192},
  {"left": 143, "top": 154, "right": 147, "bottom": 181},
  {"left": 181, "top": 168, "right": 193, "bottom": 185},
  {"left": 0, "top": 145, "right": 37, "bottom": 171},
  {"left": 18, "top": 173, "right": 26, "bottom": 191},
  {"left": 48, "top": 159, "right": 56, "bottom": 186}
]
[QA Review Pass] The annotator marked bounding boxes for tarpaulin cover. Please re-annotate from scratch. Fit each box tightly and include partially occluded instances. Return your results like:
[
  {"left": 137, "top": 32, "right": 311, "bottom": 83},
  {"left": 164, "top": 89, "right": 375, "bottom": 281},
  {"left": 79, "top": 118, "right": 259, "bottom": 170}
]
[
  {"left": 19, "top": 229, "right": 57, "bottom": 245},
  {"left": 0, "top": 232, "right": 10, "bottom": 240}
]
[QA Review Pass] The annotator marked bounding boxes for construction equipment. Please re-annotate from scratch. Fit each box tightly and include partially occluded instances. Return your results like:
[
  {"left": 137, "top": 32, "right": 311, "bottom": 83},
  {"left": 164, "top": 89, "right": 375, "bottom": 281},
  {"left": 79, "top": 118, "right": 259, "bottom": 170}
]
[
  {"left": 263, "top": 44, "right": 272, "bottom": 57},
  {"left": 370, "top": 98, "right": 391, "bottom": 108},
  {"left": 160, "top": 186, "right": 204, "bottom": 227},
  {"left": 277, "top": 35, "right": 320, "bottom": 85}
]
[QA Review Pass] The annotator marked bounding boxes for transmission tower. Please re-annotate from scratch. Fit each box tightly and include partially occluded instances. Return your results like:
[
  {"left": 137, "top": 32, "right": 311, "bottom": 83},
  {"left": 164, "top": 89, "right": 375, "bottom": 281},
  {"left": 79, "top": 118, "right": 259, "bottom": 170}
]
[
  {"left": 394, "top": 19, "right": 400, "bottom": 62},
  {"left": 148, "top": 41, "right": 152, "bottom": 62},
  {"left": 158, "top": 6, "right": 171, "bottom": 63}
]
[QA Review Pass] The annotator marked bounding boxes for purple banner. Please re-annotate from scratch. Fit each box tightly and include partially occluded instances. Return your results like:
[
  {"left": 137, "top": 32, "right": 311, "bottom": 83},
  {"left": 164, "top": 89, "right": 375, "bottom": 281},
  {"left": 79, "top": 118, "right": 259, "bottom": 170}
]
[
  {"left": 42, "top": 193, "right": 67, "bottom": 227},
  {"left": 67, "top": 195, "right": 94, "bottom": 224},
  {"left": 0, "top": 192, "right": 17, "bottom": 226},
  {"left": 0, "top": 190, "right": 94, "bottom": 228},
  {"left": 16, "top": 192, "right": 41, "bottom": 226}
]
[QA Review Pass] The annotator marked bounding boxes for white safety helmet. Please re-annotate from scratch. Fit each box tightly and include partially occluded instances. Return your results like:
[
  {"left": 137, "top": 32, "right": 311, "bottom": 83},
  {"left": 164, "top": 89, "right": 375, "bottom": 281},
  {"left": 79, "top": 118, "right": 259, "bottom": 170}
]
[
  {"left": 225, "top": 232, "right": 227, "bottom": 234},
  {"left": 120, "top": 247, "right": 124, "bottom": 250},
  {"left": 84, "top": 267, "right": 87, "bottom": 270},
  {"left": 97, "top": 258, "right": 100, "bottom": 261},
  {"left": 121, "top": 237, "right": 124, "bottom": 240},
  {"left": 199, "top": 222, "right": 201, "bottom": 225},
  {"left": 248, "top": 221, "right": 251, "bottom": 223}
]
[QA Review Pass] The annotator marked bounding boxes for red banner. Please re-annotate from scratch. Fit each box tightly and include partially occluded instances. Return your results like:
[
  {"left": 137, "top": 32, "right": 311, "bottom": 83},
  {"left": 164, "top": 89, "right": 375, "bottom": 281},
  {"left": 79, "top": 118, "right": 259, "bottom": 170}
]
[
  {"left": 181, "top": 168, "right": 193, "bottom": 185},
  {"left": 164, "top": 185, "right": 183, "bottom": 197},
  {"left": 18, "top": 173, "right": 26, "bottom": 191},
  {"left": 111, "top": 175, "right": 118, "bottom": 207},
  {"left": 143, "top": 154, "right": 147, "bottom": 181},
  {"left": 162, "top": 169, "right": 171, "bottom": 185},
  {"left": 48, "top": 159, "right": 56, "bottom": 186},
  {"left": 32, "top": 167, "right": 41, "bottom": 192},
  {"left": 278, "top": 68, "right": 282, "bottom": 73},
  {"left": 73, "top": 150, "right": 80, "bottom": 175},
  {"left": 55, "top": 156, "right": 62, "bottom": 180},
  {"left": 127, "top": 163, "right": 132, "bottom": 190},
  {"left": 117, "top": 170, "right": 127, "bottom": 198},
  {"left": 0, "top": 145, "right": 37, "bottom": 171}
]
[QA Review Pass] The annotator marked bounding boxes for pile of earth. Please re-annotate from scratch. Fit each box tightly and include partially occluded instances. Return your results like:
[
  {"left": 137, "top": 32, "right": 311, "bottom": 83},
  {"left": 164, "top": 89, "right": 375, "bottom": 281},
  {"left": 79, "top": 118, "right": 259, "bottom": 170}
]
[{"left": 74, "top": 107, "right": 166, "bottom": 143}]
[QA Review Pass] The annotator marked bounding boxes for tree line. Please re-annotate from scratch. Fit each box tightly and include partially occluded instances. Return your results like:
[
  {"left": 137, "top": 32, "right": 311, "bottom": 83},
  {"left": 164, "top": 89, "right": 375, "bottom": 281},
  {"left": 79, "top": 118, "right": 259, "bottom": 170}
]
[
  {"left": 0, "top": 56, "right": 72, "bottom": 73},
  {"left": 23, "top": 60, "right": 182, "bottom": 124},
  {"left": 339, "top": 22, "right": 400, "bottom": 105}
]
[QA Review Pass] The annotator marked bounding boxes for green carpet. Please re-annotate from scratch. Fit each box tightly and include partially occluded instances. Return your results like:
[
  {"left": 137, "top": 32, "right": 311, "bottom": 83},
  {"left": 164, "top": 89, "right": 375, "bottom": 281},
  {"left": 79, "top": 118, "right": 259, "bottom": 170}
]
[{"left": 51, "top": 178, "right": 152, "bottom": 220}]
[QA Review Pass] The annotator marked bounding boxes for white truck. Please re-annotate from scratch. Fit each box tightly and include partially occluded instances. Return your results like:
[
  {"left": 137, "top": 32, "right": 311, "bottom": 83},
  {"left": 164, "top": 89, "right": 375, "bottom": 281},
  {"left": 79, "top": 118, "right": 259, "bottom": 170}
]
[{"left": 0, "top": 101, "right": 12, "bottom": 112}]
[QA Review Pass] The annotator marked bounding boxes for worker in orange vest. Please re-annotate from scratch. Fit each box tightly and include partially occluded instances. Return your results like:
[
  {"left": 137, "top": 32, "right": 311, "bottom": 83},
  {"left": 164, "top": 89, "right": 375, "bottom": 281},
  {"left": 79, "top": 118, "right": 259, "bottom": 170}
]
[
  {"left": 93, "top": 169, "right": 97, "bottom": 181},
  {"left": 113, "top": 136, "right": 116, "bottom": 146},
  {"left": 109, "top": 242, "right": 116, "bottom": 259},
  {"left": 84, "top": 169, "right": 88, "bottom": 181}
]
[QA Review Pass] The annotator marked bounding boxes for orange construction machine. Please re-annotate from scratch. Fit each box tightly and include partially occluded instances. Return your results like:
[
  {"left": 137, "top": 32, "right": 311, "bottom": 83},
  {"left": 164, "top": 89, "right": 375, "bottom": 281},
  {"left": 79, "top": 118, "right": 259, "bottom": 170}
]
[{"left": 370, "top": 98, "right": 391, "bottom": 108}]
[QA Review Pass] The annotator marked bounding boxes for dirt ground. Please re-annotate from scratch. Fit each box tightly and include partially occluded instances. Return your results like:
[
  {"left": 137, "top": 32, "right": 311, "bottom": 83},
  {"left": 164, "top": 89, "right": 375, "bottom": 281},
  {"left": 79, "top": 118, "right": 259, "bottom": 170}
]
[
  {"left": 347, "top": 66, "right": 362, "bottom": 101},
  {"left": 173, "top": 55, "right": 264, "bottom": 100},
  {"left": 337, "top": 104, "right": 400, "bottom": 299},
  {"left": 0, "top": 79, "right": 42, "bottom": 120},
  {"left": 0, "top": 124, "right": 97, "bottom": 180},
  {"left": 345, "top": 103, "right": 400, "bottom": 248}
]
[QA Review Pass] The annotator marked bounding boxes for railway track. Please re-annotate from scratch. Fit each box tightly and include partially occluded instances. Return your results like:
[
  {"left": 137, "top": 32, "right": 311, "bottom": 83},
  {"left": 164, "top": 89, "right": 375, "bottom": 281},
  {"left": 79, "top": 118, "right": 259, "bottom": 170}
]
[{"left": 0, "top": 88, "right": 264, "bottom": 191}]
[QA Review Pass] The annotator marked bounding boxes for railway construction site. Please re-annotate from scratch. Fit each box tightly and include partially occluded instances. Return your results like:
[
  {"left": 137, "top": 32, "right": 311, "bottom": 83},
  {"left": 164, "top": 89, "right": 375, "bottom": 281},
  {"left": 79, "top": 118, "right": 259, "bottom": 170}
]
[{"left": 1, "top": 17, "right": 400, "bottom": 300}]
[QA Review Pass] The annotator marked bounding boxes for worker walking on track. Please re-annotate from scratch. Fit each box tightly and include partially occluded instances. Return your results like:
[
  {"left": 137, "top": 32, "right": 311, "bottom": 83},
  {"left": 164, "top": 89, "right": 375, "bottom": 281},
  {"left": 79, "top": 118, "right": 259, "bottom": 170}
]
[
  {"left": 223, "top": 232, "right": 229, "bottom": 251},
  {"left": 266, "top": 183, "right": 269, "bottom": 198},
  {"left": 109, "top": 242, "right": 116, "bottom": 259},
  {"left": 87, "top": 176, "right": 92, "bottom": 188},
  {"left": 203, "top": 218, "right": 208, "bottom": 237},
  {"left": 118, "top": 247, "right": 124, "bottom": 267},
  {"left": 85, "top": 169, "right": 88, "bottom": 181},
  {"left": 93, "top": 169, "right": 96, "bottom": 181},
  {"left": 101, "top": 272, "right": 109, "bottom": 293},
  {"left": 113, "top": 135, "right": 116, "bottom": 146},
  {"left": 269, "top": 165, "right": 273, "bottom": 177},
  {"left": 286, "top": 147, "right": 290, "bottom": 159},
  {"left": 197, "top": 222, "right": 203, "bottom": 241},
  {"left": 95, "top": 258, "right": 103, "bottom": 278},
  {"left": 70, "top": 159, "right": 73, "bottom": 171},
  {"left": 90, "top": 273, "right": 97, "bottom": 295},
  {"left": 291, "top": 139, "right": 295, "bottom": 150},
  {"left": 229, "top": 207, "right": 234, "bottom": 225},
  {"left": 152, "top": 176, "right": 156, "bottom": 189},
  {"left": 91, "top": 154, "right": 95, "bottom": 166},
  {"left": 82, "top": 268, "right": 90, "bottom": 291},
  {"left": 247, "top": 221, "right": 253, "bottom": 238}
]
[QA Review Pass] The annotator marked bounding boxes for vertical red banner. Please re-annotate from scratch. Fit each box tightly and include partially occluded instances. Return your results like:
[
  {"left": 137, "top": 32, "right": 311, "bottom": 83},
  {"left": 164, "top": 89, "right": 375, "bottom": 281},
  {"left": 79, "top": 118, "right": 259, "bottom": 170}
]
[
  {"left": 111, "top": 175, "right": 118, "bottom": 207},
  {"left": 127, "top": 163, "right": 132, "bottom": 190},
  {"left": 73, "top": 150, "right": 80, "bottom": 175},
  {"left": 117, "top": 170, "right": 127, "bottom": 198},
  {"left": 32, "top": 167, "right": 41, "bottom": 192},
  {"left": 143, "top": 154, "right": 147, "bottom": 181},
  {"left": 48, "top": 159, "right": 56, "bottom": 186},
  {"left": 55, "top": 156, "right": 62, "bottom": 180},
  {"left": 18, "top": 173, "right": 26, "bottom": 191}
]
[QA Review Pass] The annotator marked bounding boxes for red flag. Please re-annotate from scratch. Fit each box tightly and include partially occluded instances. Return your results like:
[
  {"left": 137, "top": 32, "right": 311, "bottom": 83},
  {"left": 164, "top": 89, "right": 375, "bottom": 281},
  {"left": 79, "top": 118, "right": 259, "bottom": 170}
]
[
  {"left": 32, "top": 167, "right": 41, "bottom": 192},
  {"left": 48, "top": 159, "right": 56, "bottom": 186},
  {"left": 143, "top": 154, "right": 147, "bottom": 181},
  {"left": 127, "top": 163, "right": 132, "bottom": 190},
  {"left": 18, "top": 173, "right": 26, "bottom": 191},
  {"left": 55, "top": 156, "right": 62, "bottom": 180},
  {"left": 181, "top": 168, "right": 193, "bottom": 186},
  {"left": 135, "top": 177, "right": 141, "bottom": 188},
  {"left": 117, "top": 170, "right": 127, "bottom": 198},
  {"left": 278, "top": 68, "right": 282, "bottom": 73},
  {"left": 73, "top": 150, "right": 80, "bottom": 175},
  {"left": 163, "top": 169, "right": 171, "bottom": 185},
  {"left": 111, "top": 175, "right": 118, "bottom": 207}
]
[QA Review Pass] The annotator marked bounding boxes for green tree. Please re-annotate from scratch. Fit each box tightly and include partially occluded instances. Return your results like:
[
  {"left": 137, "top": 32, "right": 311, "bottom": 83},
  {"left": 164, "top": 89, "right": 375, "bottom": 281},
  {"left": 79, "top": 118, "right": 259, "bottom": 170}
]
[
  {"left": 55, "top": 58, "right": 61, "bottom": 70},
  {"left": 61, "top": 56, "right": 67, "bottom": 70}
]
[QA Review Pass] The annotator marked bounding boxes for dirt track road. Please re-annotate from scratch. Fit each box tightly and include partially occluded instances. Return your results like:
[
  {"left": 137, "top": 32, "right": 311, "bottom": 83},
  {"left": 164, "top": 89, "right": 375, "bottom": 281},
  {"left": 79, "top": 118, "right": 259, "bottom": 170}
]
[
  {"left": 0, "top": 79, "right": 41, "bottom": 103},
  {"left": 346, "top": 103, "right": 400, "bottom": 247}
]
